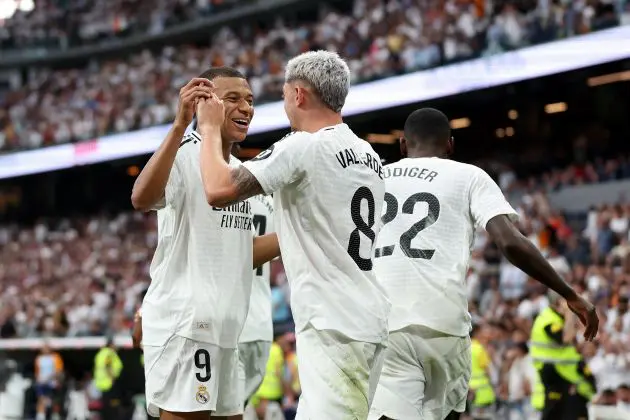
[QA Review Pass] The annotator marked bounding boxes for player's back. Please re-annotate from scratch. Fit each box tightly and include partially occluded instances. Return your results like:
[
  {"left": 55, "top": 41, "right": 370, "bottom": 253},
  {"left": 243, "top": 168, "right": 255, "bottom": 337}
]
[
  {"left": 143, "top": 131, "right": 254, "bottom": 348},
  {"left": 276, "top": 124, "right": 390, "bottom": 344},
  {"left": 374, "top": 157, "right": 513, "bottom": 336}
]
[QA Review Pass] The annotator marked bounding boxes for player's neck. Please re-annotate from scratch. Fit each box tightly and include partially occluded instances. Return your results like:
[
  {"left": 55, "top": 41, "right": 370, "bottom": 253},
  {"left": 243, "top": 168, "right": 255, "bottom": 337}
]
[
  {"left": 221, "top": 141, "right": 232, "bottom": 162},
  {"left": 407, "top": 149, "right": 442, "bottom": 159},
  {"left": 298, "top": 111, "right": 342, "bottom": 133}
]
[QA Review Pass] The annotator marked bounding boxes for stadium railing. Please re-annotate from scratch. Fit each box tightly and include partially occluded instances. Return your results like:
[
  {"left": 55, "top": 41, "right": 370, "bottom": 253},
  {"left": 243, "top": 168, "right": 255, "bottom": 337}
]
[
  {"left": 589, "top": 404, "right": 630, "bottom": 419},
  {"left": 548, "top": 179, "right": 630, "bottom": 212},
  {"left": 1, "top": 25, "right": 629, "bottom": 180},
  {"left": 0, "top": 336, "right": 133, "bottom": 350}
]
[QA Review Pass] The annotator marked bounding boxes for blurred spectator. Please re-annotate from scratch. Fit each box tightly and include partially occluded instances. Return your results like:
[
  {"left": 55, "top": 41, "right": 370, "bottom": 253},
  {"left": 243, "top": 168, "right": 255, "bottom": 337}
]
[
  {"left": 505, "top": 341, "right": 536, "bottom": 420},
  {"left": 34, "top": 343, "right": 64, "bottom": 420},
  {"left": 0, "top": 0, "right": 246, "bottom": 51},
  {"left": 271, "top": 262, "right": 292, "bottom": 331},
  {"left": 1, "top": 0, "right": 629, "bottom": 152},
  {"left": 617, "top": 384, "right": 630, "bottom": 413}
]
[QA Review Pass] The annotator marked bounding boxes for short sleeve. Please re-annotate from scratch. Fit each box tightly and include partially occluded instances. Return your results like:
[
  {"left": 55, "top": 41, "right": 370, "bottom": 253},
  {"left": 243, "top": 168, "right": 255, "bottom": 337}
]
[
  {"left": 242, "top": 132, "right": 310, "bottom": 194},
  {"left": 469, "top": 168, "right": 519, "bottom": 230}
]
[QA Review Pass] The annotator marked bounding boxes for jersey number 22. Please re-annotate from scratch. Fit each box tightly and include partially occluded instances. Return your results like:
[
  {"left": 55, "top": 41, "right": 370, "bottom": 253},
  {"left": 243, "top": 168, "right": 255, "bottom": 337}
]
[{"left": 375, "top": 192, "right": 441, "bottom": 259}]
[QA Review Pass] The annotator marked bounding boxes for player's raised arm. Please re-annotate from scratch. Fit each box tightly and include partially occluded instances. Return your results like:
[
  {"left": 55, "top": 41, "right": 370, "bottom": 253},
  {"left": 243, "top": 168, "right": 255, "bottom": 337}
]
[
  {"left": 486, "top": 215, "right": 598, "bottom": 341},
  {"left": 252, "top": 233, "right": 280, "bottom": 269},
  {"left": 196, "top": 94, "right": 264, "bottom": 207},
  {"left": 131, "top": 78, "right": 214, "bottom": 211}
]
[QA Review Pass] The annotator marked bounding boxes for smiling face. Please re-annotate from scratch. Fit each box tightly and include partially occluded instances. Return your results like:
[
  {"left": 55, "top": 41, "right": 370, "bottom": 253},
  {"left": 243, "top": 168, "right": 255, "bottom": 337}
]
[{"left": 212, "top": 76, "right": 254, "bottom": 143}]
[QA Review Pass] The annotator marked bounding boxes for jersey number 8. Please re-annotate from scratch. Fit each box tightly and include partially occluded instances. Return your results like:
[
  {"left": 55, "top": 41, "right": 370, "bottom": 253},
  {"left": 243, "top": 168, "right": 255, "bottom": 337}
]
[{"left": 347, "top": 187, "right": 377, "bottom": 271}]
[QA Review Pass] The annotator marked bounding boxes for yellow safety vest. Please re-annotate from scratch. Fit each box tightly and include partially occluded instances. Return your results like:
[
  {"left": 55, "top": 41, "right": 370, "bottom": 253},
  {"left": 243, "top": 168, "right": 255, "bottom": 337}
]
[
  {"left": 94, "top": 347, "right": 123, "bottom": 392},
  {"left": 529, "top": 307, "right": 595, "bottom": 403},
  {"left": 532, "top": 369, "right": 545, "bottom": 410},
  {"left": 469, "top": 339, "right": 495, "bottom": 407},
  {"left": 254, "top": 342, "right": 284, "bottom": 401}
]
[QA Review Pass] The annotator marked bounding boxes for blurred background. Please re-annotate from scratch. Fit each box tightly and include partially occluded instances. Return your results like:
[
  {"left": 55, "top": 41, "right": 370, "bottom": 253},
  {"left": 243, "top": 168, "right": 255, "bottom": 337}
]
[{"left": 1, "top": 0, "right": 630, "bottom": 419}]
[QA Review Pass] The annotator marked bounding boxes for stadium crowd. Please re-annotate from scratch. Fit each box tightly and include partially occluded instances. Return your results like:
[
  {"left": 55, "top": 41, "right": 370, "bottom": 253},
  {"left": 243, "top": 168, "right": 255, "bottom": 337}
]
[
  {"left": 0, "top": 0, "right": 246, "bottom": 51},
  {"left": 1, "top": 0, "right": 629, "bottom": 152}
]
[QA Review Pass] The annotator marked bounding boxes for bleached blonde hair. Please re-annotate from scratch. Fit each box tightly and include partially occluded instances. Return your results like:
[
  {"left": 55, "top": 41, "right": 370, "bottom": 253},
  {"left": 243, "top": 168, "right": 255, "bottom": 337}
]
[{"left": 285, "top": 50, "right": 351, "bottom": 113}]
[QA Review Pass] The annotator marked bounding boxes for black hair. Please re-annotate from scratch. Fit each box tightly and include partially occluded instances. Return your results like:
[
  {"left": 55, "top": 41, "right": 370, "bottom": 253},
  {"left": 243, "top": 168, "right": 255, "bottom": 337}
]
[
  {"left": 198, "top": 66, "right": 246, "bottom": 81},
  {"left": 403, "top": 108, "right": 451, "bottom": 149}
]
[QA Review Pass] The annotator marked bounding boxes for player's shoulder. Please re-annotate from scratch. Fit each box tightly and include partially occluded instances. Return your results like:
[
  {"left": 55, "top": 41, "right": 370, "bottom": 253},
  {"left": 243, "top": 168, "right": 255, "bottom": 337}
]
[
  {"left": 175, "top": 131, "right": 202, "bottom": 164},
  {"left": 273, "top": 130, "right": 312, "bottom": 149},
  {"left": 180, "top": 130, "right": 202, "bottom": 148}
]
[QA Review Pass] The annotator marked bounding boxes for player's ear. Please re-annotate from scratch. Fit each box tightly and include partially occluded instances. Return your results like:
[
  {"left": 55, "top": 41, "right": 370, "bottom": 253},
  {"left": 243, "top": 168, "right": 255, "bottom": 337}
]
[
  {"left": 295, "top": 86, "right": 306, "bottom": 107},
  {"left": 399, "top": 136, "right": 408, "bottom": 159},
  {"left": 447, "top": 136, "right": 455, "bottom": 157}
]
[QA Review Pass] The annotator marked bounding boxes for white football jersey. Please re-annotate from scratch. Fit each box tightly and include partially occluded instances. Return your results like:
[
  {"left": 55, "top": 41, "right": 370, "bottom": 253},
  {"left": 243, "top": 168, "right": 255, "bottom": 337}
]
[
  {"left": 239, "top": 194, "right": 275, "bottom": 343},
  {"left": 143, "top": 130, "right": 254, "bottom": 348},
  {"left": 243, "top": 124, "right": 390, "bottom": 344},
  {"left": 374, "top": 157, "right": 518, "bottom": 336}
]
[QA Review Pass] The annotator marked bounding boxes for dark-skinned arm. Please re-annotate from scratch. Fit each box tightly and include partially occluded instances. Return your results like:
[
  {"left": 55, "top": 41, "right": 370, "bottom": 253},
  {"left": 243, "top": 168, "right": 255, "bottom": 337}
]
[
  {"left": 253, "top": 233, "right": 280, "bottom": 269},
  {"left": 132, "top": 78, "right": 214, "bottom": 211},
  {"left": 486, "top": 214, "right": 576, "bottom": 299},
  {"left": 131, "top": 123, "right": 187, "bottom": 211},
  {"left": 486, "top": 214, "right": 599, "bottom": 340}
]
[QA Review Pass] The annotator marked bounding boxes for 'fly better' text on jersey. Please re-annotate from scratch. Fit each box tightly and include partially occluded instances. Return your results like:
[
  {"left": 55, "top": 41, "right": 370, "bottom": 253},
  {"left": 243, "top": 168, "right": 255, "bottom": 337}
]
[{"left": 213, "top": 202, "right": 253, "bottom": 231}]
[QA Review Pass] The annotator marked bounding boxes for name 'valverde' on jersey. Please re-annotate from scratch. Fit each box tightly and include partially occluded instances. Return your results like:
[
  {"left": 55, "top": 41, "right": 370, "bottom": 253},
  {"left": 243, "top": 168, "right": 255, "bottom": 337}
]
[
  {"left": 374, "top": 158, "right": 518, "bottom": 336},
  {"left": 143, "top": 130, "right": 254, "bottom": 349},
  {"left": 243, "top": 124, "right": 391, "bottom": 344}
]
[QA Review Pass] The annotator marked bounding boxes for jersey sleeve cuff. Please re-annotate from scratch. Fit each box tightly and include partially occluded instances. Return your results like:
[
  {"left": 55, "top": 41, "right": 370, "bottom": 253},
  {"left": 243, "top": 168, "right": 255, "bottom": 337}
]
[
  {"left": 482, "top": 209, "right": 519, "bottom": 230},
  {"left": 243, "top": 163, "right": 273, "bottom": 195}
]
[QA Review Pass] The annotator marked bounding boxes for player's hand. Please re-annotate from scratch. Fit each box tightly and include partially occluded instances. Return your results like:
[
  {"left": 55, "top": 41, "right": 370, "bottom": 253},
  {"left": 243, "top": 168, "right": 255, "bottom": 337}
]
[
  {"left": 566, "top": 295, "right": 598, "bottom": 341},
  {"left": 132, "top": 309, "right": 143, "bottom": 350},
  {"left": 196, "top": 93, "right": 225, "bottom": 129},
  {"left": 175, "top": 78, "right": 215, "bottom": 128}
]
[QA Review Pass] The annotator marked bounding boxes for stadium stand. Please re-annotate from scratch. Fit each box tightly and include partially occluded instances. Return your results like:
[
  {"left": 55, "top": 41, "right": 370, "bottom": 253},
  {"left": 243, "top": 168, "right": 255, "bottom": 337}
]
[
  {"left": 1, "top": 0, "right": 630, "bottom": 419},
  {"left": 1, "top": 0, "right": 629, "bottom": 152},
  {"left": 0, "top": 0, "right": 247, "bottom": 50}
]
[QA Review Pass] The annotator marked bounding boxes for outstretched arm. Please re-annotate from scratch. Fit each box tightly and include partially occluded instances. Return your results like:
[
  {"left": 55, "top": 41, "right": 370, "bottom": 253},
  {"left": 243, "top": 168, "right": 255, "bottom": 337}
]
[
  {"left": 486, "top": 215, "right": 575, "bottom": 298},
  {"left": 486, "top": 214, "right": 598, "bottom": 340},
  {"left": 253, "top": 233, "right": 280, "bottom": 269}
]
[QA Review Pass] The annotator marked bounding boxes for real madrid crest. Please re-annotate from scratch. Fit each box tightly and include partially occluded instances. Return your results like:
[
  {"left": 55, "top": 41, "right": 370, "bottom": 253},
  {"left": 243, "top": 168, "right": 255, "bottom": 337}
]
[{"left": 196, "top": 385, "right": 210, "bottom": 404}]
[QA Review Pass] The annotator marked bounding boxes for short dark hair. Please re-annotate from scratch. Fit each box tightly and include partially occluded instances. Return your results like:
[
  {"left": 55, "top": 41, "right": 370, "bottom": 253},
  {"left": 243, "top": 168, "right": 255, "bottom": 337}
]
[
  {"left": 199, "top": 66, "right": 246, "bottom": 81},
  {"left": 403, "top": 108, "right": 451, "bottom": 148}
]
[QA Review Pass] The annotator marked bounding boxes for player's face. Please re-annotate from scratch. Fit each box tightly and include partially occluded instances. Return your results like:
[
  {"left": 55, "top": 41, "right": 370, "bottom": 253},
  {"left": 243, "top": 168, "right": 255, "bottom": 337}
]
[{"left": 213, "top": 77, "right": 254, "bottom": 143}]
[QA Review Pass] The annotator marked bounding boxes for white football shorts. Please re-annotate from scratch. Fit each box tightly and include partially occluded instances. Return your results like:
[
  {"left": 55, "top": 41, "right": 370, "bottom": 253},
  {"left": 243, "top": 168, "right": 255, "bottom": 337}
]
[
  {"left": 368, "top": 325, "right": 471, "bottom": 420},
  {"left": 144, "top": 335, "right": 242, "bottom": 417},
  {"left": 295, "top": 326, "right": 385, "bottom": 420},
  {"left": 238, "top": 340, "right": 271, "bottom": 404}
]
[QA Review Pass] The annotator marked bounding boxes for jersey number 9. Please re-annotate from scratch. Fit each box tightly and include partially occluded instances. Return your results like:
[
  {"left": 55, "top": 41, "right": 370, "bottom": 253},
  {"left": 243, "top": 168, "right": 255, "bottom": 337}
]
[{"left": 194, "top": 349, "right": 211, "bottom": 382}]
